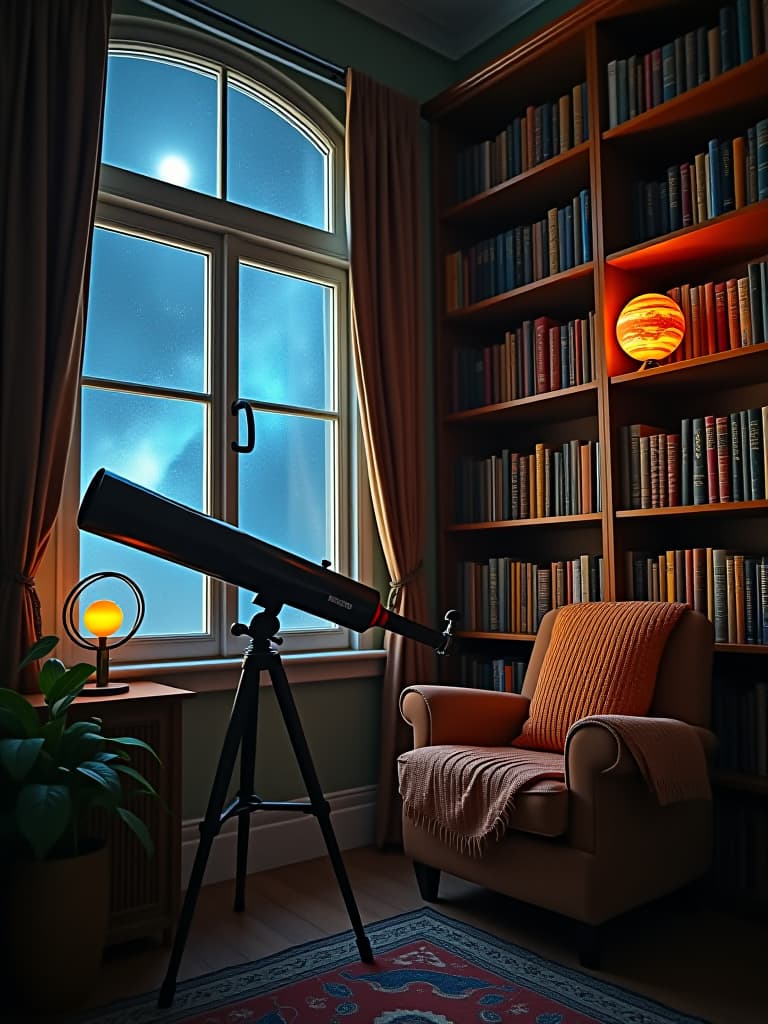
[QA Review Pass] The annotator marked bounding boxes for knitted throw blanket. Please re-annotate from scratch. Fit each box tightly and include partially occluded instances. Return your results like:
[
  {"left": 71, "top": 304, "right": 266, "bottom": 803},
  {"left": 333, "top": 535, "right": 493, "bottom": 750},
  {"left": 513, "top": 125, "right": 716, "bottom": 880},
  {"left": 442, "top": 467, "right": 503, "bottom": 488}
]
[
  {"left": 398, "top": 714, "right": 711, "bottom": 857},
  {"left": 397, "top": 745, "right": 566, "bottom": 857},
  {"left": 566, "top": 714, "right": 712, "bottom": 805}
]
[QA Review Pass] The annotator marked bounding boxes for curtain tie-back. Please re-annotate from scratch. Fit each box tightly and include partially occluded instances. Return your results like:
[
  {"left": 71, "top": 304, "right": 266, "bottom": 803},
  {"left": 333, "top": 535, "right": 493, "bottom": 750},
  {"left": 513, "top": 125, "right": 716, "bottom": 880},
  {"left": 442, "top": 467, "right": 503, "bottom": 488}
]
[
  {"left": 1, "top": 568, "right": 43, "bottom": 640},
  {"left": 387, "top": 560, "right": 423, "bottom": 611}
]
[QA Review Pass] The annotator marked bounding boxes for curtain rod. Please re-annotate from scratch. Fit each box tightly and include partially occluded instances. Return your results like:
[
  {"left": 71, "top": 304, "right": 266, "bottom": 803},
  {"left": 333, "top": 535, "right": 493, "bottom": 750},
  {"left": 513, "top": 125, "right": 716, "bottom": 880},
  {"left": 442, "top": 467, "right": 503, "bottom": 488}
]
[{"left": 136, "top": 0, "right": 348, "bottom": 91}]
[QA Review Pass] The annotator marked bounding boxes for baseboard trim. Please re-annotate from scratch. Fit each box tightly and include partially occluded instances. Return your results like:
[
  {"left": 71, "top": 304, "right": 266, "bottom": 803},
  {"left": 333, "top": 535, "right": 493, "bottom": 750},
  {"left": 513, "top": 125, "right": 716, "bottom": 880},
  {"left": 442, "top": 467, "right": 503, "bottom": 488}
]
[{"left": 181, "top": 785, "right": 377, "bottom": 887}]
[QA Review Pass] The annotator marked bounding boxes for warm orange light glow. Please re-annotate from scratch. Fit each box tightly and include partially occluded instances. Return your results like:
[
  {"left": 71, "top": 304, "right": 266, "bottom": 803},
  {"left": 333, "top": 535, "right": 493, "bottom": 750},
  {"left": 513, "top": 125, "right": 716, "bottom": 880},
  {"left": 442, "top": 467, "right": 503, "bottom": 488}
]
[
  {"left": 616, "top": 293, "right": 685, "bottom": 363},
  {"left": 83, "top": 599, "right": 123, "bottom": 638}
]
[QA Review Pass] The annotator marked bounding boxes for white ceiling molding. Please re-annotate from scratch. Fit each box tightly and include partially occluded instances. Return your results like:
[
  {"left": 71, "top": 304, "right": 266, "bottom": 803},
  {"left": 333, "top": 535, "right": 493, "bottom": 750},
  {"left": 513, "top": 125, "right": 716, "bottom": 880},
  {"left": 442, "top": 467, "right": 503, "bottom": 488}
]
[{"left": 337, "top": 0, "right": 549, "bottom": 60}]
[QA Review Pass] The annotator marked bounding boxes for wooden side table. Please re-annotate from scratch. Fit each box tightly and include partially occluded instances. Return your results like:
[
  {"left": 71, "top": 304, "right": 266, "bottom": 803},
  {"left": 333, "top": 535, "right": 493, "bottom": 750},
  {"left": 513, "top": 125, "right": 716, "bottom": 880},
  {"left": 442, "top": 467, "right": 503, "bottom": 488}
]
[{"left": 26, "top": 681, "right": 194, "bottom": 946}]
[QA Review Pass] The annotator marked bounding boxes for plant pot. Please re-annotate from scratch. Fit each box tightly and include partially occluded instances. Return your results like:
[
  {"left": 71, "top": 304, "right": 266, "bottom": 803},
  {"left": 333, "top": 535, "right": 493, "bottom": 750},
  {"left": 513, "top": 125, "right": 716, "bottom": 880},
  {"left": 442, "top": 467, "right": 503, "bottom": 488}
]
[{"left": 2, "top": 842, "right": 110, "bottom": 1011}]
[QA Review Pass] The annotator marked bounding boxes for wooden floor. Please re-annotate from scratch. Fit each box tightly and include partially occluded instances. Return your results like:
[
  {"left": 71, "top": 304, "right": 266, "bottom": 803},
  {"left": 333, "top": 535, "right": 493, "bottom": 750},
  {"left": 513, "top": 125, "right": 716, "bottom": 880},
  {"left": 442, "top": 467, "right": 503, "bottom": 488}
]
[{"left": 52, "top": 848, "right": 768, "bottom": 1022}]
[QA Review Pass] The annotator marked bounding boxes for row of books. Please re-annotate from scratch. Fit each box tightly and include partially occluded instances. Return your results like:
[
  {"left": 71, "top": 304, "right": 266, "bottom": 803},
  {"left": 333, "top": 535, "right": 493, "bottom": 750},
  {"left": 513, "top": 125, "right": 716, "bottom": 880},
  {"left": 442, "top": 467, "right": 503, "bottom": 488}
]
[
  {"left": 455, "top": 82, "right": 589, "bottom": 202},
  {"left": 451, "top": 313, "right": 596, "bottom": 412},
  {"left": 713, "top": 680, "right": 768, "bottom": 775},
  {"left": 632, "top": 121, "right": 768, "bottom": 244},
  {"left": 606, "top": 1, "right": 767, "bottom": 129},
  {"left": 459, "top": 554, "right": 605, "bottom": 634},
  {"left": 624, "top": 548, "right": 768, "bottom": 644},
  {"left": 456, "top": 655, "right": 528, "bottom": 693},
  {"left": 619, "top": 408, "right": 768, "bottom": 511},
  {"left": 713, "top": 799, "right": 768, "bottom": 898},
  {"left": 445, "top": 189, "right": 592, "bottom": 310},
  {"left": 455, "top": 440, "right": 602, "bottom": 524},
  {"left": 664, "top": 258, "right": 768, "bottom": 362}
]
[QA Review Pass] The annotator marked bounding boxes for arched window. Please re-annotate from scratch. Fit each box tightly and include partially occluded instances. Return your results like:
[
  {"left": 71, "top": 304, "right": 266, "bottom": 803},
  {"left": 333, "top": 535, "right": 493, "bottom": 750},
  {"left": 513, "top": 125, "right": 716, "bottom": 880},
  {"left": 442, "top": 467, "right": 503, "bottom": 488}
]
[{"left": 61, "top": 19, "right": 357, "bottom": 664}]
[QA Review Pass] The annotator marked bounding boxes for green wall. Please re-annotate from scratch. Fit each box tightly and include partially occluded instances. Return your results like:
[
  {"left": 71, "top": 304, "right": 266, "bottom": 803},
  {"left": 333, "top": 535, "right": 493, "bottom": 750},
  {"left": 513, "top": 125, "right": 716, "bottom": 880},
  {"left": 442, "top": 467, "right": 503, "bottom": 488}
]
[
  {"left": 457, "top": 0, "right": 585, "bottom": 82},
  {"left": 181, "top": 678, "right": 381, "bottom": 812}
]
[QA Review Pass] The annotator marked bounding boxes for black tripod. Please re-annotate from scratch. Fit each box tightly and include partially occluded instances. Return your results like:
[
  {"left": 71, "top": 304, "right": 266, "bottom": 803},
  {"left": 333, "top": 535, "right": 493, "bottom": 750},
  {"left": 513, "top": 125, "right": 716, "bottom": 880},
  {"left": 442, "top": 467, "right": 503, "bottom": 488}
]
[{"left": 158, "top": 601, "right": 374, "bottom": 1009}]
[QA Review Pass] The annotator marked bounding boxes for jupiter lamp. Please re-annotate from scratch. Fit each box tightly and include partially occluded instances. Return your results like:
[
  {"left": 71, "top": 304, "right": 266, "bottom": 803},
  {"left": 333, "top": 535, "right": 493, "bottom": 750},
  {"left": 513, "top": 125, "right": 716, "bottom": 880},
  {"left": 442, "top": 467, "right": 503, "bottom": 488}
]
[{"left": 615, "top": 292, "right": 685, "bottom": 370}]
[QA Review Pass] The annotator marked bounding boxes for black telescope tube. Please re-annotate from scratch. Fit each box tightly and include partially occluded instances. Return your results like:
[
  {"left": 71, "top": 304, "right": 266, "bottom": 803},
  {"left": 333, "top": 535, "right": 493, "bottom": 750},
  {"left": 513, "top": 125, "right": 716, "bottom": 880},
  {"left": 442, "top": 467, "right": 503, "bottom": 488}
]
[{"left": 78, "top": 470, "right": 446, "bottom": 649}]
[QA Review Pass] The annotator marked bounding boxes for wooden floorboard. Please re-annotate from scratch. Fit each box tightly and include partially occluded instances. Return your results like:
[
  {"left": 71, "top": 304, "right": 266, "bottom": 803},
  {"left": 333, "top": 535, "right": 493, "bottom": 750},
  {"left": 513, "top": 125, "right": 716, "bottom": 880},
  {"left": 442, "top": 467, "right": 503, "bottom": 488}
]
[{"left": 26, "top": 847, "right": 766, "bottom": 1023}]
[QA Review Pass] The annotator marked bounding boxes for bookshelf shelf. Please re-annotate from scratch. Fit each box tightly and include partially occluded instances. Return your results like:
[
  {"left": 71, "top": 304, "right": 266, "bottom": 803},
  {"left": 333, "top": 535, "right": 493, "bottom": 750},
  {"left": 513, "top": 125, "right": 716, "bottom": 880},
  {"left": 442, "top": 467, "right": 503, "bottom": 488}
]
[
  {"left": 450, "top": 513, "right": 603, "bottom": 531},
  {"left": 603, "top": 53, "right": 768, "bottom": 143},
  {"left": 445, "top": 263, "right": 594, "bottom": 325},
  {"left": 610, "top": 343, "right": 768, "bottom": 393},
  {"left": 714, "top": 643, "right": 768, "bottom": 655},
  {"left": 606, "top": 200, "right": 768, "bottom": 276},
  {"left": 616, "top": 500, "right": 768, "bottom": 519},
  {"left": 458, "top": 631, "right": 536, "bottom": 642},
  {"left": 712, "top": 772, "right": 768, "bottom": 794},
  {"left": 446, "top": 381, "right": 599, "bottom": 427},
  {"left": 443, "top": 143, "right": 592, "bottom": 233}
]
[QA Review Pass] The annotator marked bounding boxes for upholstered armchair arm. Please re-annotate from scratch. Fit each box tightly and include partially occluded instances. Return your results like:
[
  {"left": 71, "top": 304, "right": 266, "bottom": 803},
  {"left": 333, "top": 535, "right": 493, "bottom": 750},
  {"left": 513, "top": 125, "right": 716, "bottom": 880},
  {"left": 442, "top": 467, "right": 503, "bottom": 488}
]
[
  {"left": 564, "top": 716, "right": 716, "bottom": 852},
  {"left": 400, "top": 685, "right": 530, "bottom": 748}
]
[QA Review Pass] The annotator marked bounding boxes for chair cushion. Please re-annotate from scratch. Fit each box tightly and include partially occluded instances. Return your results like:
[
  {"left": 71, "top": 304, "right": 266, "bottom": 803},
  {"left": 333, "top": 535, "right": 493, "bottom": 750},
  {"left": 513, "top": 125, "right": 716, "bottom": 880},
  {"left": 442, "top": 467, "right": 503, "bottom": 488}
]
[
  {"left": 513, "top": 601, "right": 688, "bottom": 753},
  {"left": 505, "top": 779, "right": 569, "bottom": 837}
]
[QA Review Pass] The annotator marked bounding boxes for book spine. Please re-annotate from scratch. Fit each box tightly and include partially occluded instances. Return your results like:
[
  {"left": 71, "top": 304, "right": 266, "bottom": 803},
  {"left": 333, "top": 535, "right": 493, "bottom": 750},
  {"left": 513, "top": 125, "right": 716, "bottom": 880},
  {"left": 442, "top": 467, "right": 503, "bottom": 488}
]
[
  {"left": 730, "top": 410, "right": 744, "bottom": 501},
  {"left": 713, "top": 548, "right": 728, "bottom": 643},
  {"left": 667, "top": 433, "right": 680, "bottom": 506},
  {"left": 692, "top": 416, "right": 707, "bottom": 504},
  {"left": 681, "top": 417, "right": 692, "bottom": 505},
  {"left": 748, "top": 407, "right": 765, "bottom": 498},
  {"left": 716, "top": 415, "right": 732, "bottom": 501}
]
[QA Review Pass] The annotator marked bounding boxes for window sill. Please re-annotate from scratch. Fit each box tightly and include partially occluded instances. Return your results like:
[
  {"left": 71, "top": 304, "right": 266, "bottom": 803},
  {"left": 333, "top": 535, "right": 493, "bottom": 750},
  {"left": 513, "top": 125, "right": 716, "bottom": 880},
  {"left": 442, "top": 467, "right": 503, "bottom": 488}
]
[{"left": 109, "top": 648, "right": 387, "bottom": 693}]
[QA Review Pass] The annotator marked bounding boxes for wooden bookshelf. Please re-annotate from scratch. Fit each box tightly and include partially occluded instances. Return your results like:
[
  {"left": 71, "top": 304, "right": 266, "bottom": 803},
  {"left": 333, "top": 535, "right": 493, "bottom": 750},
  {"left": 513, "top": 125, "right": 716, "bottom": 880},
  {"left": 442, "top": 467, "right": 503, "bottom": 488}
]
[{"left": 425, "top": 0, "right": 768, "bottom": 905}]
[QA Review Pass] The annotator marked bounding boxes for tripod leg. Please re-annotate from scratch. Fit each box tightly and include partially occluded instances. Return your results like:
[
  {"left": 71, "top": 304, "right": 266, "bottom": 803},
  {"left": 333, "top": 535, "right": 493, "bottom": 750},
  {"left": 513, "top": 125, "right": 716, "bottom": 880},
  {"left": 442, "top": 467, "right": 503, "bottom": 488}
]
[
  {"left": 267, "top": 654, "right": 373, "bottom": 963},
  {"left": 235, "top": 673, "right": 260, "bottom": 912},
  {"left": 158, "top": 669, "right": 255, "bottom": 1008}
]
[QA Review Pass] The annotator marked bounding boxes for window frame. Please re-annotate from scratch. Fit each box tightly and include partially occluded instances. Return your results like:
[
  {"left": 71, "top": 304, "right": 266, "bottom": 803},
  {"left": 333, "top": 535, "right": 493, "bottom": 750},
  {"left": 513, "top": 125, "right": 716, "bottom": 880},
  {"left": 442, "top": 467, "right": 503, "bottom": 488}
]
[{"left": 53, "top": 17, "right": 377, "bottom": 675}]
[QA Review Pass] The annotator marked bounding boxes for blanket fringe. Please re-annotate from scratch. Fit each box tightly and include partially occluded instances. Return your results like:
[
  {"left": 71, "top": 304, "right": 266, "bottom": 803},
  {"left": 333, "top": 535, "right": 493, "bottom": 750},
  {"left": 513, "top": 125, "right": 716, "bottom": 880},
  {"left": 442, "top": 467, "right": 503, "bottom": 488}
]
[{"left": 402, "top": 801, "right": 514, "bottom": 857}]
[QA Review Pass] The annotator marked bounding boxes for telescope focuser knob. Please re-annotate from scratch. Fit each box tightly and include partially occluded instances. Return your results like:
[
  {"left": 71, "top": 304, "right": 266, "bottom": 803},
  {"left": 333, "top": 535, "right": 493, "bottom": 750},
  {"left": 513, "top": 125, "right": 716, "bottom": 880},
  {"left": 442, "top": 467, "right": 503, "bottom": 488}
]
[
  {"left": 321, "top": 559, "right": 332, "bottom": 569},
  {"left": 437, "top": 609, "right": 460, "bottom": 656}
]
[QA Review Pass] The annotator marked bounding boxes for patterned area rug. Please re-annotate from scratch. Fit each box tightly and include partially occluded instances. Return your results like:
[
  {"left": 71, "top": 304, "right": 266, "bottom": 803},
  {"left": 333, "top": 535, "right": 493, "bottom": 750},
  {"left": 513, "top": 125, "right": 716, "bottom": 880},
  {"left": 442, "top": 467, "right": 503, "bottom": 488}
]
[{"left": 72, "top": 908, "right": 707, "bottom": 1024}]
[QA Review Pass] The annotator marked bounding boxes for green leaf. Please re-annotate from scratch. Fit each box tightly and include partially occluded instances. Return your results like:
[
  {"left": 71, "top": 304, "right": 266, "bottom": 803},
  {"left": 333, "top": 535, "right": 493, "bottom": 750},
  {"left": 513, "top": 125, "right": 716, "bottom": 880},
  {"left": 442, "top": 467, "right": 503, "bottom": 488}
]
[
  {"left": 107, "top": 736, "right": 160, "bottom": 762},
  {"left": 58, "top": 729, "right": 104, "bottom": 769},
  {"left": 74, "top": 760, "right": 122, "bottom": 799},
  {"left": 115, "top": 763, "right": 158, "bottom": 797},
  {"left": 0, "top": 690, "right": 40, "bottom": 738},
  {"left": 16, "top": 784, "right": 71, "bottom": 860},
  {"left": 0, "top": 737, "right": 45, "bottom": 781},
  {"left": 17, "top": 635, "right": 59, "bottom": 671},
  {"left": 116, "top": 806, "right": 154, "bottom": 857},
  {"left": 38, "top": 658, "right": 66, "bottom": 697},
  {"left": 93, "top": 751, "right": 122, "bottom": 764},
  {"left": 47, "top": 663, "right": 97, "bottom": 711}
]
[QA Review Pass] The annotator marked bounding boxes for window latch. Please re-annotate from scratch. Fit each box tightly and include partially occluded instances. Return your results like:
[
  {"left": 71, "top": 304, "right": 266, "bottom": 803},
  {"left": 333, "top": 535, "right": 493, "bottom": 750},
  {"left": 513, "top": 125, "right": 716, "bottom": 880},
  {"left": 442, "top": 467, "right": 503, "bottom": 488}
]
[{"left": 231, "top": 399, "right": 255, "bottom": 453}]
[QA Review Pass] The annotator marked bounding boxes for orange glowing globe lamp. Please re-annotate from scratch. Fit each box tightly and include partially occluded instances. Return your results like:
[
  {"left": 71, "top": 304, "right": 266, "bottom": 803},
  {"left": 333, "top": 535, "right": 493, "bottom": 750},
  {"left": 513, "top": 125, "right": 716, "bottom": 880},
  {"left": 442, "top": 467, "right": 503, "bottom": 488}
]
[
  {"left": 615, "top": 292, "right": 685, "bottom": 369},
  {"left": 83, "top": 599, "right": 124, "bottom": 638}
]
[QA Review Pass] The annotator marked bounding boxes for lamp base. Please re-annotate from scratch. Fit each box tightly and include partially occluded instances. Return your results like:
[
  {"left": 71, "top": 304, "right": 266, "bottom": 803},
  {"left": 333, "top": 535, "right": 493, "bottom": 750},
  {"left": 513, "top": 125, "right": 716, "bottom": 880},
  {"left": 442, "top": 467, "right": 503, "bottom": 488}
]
[
  {"left": 638, "top": 359, "right": 661, "bottom": 370},
  {"left": 79, "top": 681, "right": 130, "bottom": 696}
]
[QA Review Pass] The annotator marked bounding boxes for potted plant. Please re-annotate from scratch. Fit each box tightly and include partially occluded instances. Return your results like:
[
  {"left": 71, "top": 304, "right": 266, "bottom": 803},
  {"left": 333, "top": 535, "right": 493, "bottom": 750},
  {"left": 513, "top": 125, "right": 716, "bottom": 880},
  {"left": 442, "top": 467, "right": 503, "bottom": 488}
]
[{"left": 0, "top": 635, "right": 160, "bottom": 1010}]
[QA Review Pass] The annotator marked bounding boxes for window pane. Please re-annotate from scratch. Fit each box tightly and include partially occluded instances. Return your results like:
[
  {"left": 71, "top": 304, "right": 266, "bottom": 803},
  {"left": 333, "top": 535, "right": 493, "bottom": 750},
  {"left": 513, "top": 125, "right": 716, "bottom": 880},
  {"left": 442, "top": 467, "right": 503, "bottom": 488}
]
[
  {"left": 103, "top": 54, "right": 218, "bottom": 196},
  {"left": 237, "top": 412, "right": 334, "bottom": 631},
  {"left": 239, "top": 264, "right": 333, "bottom": 411},
  {"left": 85, "top": 229, "right": 207, "bottom": 393},
  {"left": 227, "top": 83, "right": 327, "bottom": 229},
  {"left": 80, "top": 388, "right": 207, "bottom": 636}
]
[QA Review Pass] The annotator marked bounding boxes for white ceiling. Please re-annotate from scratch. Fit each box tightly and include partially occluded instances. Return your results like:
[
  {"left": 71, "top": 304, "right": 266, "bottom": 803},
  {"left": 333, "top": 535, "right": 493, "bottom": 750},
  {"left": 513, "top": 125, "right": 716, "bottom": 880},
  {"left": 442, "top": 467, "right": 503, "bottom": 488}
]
[{"left": 336, "top": 0, "right": 548, "bottom": 59}]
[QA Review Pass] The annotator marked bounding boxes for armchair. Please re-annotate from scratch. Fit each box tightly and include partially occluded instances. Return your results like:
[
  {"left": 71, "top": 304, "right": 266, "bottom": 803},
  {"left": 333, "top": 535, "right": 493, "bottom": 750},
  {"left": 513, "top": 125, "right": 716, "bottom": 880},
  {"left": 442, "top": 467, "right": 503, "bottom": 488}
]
[{"left": 399, "top": 604, "right": 715, "bottom": 966}]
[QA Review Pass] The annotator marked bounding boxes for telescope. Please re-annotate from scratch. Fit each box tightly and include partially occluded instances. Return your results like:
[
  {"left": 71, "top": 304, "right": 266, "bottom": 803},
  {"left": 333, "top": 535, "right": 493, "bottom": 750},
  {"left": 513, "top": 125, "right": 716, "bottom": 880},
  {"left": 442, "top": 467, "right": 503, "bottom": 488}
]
[
  {"left": 77, "top": 468, "right": 458, "bottom": 1009},
  {"left": 78, "top": 468, "right": 456, "bottom": 654}
]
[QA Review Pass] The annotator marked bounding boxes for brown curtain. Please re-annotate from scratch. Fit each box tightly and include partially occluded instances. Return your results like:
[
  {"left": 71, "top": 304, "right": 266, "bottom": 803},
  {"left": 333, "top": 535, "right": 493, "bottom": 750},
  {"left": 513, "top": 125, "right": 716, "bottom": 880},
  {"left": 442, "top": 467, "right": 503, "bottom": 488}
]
[
  {"left": 346, "top": 70, "right": 435, "bottom": 847},
  {"left": 0, "top": 0, "right": 112, "bottom": 691}
]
